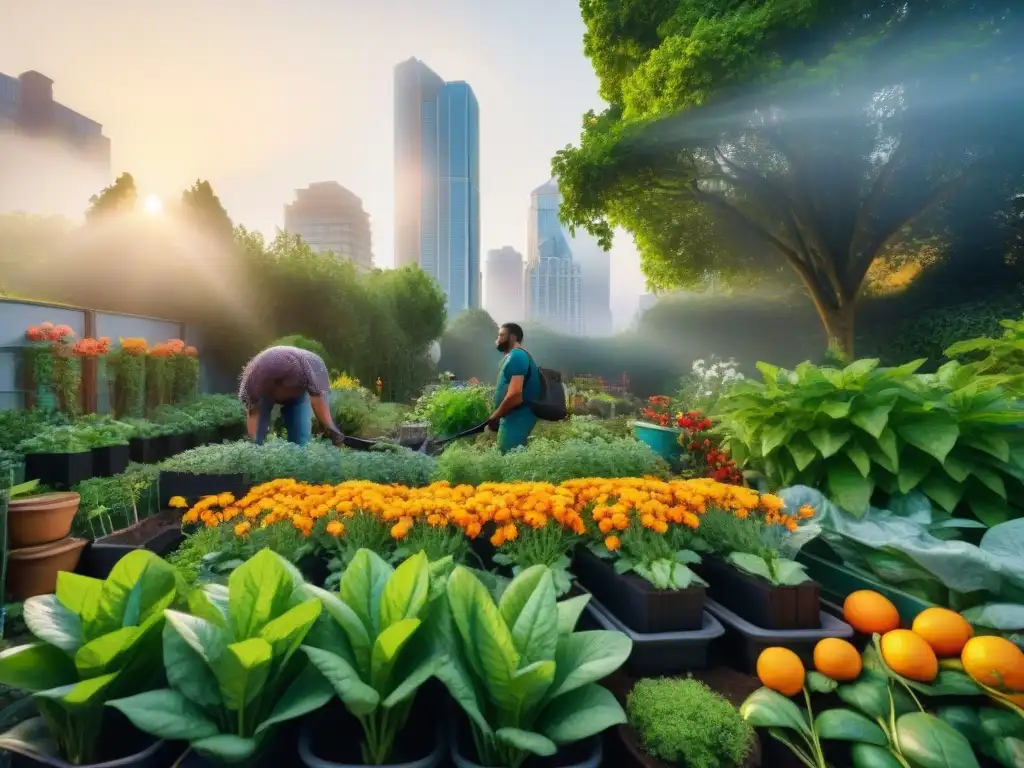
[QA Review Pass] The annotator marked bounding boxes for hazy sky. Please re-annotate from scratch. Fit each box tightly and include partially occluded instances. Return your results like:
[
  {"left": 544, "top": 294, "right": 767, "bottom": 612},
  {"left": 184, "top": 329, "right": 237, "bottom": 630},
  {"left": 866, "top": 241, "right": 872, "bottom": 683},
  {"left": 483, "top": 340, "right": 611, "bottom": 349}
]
[{"left": 2, "top": 0, "right": 648, "bottom": 328}]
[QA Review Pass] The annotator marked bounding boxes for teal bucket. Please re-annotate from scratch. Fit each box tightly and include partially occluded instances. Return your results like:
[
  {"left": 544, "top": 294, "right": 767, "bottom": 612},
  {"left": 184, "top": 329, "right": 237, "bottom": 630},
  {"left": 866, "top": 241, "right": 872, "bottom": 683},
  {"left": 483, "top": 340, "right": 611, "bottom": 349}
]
[{"left": 632, "top": 421, "right": 684, "bottom": 461}]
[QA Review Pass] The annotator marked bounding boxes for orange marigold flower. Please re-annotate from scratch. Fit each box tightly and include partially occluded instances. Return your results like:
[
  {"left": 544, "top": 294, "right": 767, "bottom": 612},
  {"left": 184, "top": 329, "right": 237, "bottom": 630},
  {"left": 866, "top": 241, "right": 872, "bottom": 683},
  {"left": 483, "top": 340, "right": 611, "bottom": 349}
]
[
  {"left": 326, "top": 520, "right": 345, "bottom": 537},
  {"left": 234, "top": 521, "right": 251, "bottom": 537},
  {"left": 604, "top": 535, "right": 621, "bottom": 551}
]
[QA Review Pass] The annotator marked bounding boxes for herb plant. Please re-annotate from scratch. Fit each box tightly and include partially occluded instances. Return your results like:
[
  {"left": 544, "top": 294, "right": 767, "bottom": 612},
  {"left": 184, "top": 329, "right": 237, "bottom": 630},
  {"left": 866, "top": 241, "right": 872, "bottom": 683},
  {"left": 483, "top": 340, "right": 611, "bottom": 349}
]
[
  {"left": 17, "top": 426, "right": 89, "bottom": 455},
  {"left": 0, "top": 551, "right": 183, "bottom": 764}
]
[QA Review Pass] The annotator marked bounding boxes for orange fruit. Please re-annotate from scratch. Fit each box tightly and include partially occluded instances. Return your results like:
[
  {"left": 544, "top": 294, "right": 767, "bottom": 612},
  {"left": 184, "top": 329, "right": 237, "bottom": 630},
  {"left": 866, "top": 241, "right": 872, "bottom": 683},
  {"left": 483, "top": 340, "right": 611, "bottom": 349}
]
[
  {"left": 911, "top": 607, "right": 973, "bottom": 657},
  {"left": 961, "top": 636, "right": 1024, "bottom": 692},
  {"left": 880, "top": 629, "right": 938, "bottom": 682},
  {"left": 813, "top": 638, "right": 863, "bottom": 681},
  {"left": 757, "top": 647, "right": 806, "bottom": 696},
  {"left": 843, "top": 590, "right": 900, "bottom": 635}
]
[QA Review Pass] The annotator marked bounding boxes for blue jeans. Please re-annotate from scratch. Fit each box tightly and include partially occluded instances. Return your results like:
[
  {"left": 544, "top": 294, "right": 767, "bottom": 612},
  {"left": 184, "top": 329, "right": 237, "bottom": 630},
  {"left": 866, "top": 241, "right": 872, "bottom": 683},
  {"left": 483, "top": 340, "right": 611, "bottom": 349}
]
[{"left": 255, "top": 394, "right": 312, "bottom": 446}]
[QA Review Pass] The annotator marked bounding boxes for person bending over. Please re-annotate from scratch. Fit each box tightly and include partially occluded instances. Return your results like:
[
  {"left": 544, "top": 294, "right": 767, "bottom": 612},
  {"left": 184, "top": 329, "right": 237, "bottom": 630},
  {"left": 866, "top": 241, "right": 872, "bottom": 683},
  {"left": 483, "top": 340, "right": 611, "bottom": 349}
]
[
  {"left": 238, "top": 345, "right": 345, "bottom": 446},
  {"left": 488, "top": 322, "right": 540, "bottom": 453}
]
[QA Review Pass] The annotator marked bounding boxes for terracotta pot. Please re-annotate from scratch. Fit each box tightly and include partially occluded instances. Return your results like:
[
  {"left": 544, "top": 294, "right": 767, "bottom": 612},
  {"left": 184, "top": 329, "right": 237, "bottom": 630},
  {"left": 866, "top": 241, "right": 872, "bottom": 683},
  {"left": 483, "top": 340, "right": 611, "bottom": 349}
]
[
  {"left": 8, "top": 492, "right": 81, "bottom": 548},
  {"left": 7, "top": 537, "right": 88, "bottom": 600}
]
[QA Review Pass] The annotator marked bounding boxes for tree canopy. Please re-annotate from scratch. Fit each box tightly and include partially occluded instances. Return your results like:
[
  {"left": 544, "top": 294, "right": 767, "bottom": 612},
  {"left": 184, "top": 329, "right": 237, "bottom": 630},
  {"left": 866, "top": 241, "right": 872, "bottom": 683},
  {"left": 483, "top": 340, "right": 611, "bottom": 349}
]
[{"left": 555, "top": 0, "right": 1024, "bottom": 354}]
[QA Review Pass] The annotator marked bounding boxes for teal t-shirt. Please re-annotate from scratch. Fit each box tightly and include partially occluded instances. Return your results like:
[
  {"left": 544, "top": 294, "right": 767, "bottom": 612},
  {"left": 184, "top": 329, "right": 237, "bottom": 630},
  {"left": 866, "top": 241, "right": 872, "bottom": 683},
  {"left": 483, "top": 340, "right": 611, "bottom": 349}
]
[{"left": 495, "top": 348, "right": 540, "bottom": 452}]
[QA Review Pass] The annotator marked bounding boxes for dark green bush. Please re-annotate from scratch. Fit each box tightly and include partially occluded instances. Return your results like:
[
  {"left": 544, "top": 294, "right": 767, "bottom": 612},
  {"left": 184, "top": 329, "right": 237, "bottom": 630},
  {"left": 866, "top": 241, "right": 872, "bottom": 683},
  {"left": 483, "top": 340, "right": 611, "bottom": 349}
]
[
  {"left": 413, "top": 385, "right": 493, "bottom": 437},
  {"left": 627, "top": 678, "right": 754, "bottom": 768},
  {"left": 329, "top": 388, "right": 372, "bottom": 435}
]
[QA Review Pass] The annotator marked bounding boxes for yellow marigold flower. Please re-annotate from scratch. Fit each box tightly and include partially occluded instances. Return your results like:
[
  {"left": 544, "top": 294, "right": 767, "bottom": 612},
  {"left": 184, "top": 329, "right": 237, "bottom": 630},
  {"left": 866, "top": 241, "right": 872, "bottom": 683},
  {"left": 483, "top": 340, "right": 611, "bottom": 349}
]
[
  {"left": 169, "top": 496, "right": 188, "bottom": 509},
  {"left": 604, "top": 535, "right": 621, "bottom": 552},
  {"left": 217, "top": 492, "right": 236, "bottom": 507},
  {"left": 326, "top": 520, "right": 345, "bottom": 537},
  {"left": 234, "top": 521, "right": 251, "bottom": 537},
  {"left": 797, "top": 504, "right": 815, "bottom": 519},
  {"left": 390, "top": 522, "right": 409, "bottom": 540}
]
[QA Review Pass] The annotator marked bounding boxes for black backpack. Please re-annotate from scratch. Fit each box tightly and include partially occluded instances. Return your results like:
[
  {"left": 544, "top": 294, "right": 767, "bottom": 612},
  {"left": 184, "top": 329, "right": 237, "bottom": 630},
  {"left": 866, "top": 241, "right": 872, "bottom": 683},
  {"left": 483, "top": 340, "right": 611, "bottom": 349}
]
[{"left": 521, "top": 351, "right": 568, "bottom": 421}]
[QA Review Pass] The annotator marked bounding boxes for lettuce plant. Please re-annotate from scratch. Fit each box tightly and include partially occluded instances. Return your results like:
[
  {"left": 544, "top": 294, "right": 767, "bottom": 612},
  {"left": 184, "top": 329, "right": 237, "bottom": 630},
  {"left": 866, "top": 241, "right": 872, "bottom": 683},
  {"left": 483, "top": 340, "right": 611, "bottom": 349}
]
[
  {"left": 0, "top": 550, "right": 183, "bottom": 764},
  {"left": 437, "top": 565, "right": 631, "bottom": 767},
  {"left": 300, "top": 549, "right": 452, "bottom": 764},
  {"left": 108, "top": 549, "right": 332, "bottom": 765}
]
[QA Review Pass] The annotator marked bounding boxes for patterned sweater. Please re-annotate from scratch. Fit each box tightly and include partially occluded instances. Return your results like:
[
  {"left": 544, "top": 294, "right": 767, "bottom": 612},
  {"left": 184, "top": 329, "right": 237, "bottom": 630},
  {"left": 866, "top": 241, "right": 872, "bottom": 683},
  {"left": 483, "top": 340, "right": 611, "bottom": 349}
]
[{"left": 238, "top": 346, "right": 331, "bottom": 410}]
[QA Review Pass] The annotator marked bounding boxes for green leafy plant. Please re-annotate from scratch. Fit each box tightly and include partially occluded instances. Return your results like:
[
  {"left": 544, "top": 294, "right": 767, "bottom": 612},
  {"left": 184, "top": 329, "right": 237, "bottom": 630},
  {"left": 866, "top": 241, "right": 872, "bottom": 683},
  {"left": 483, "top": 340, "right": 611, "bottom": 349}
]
[
  {"left": 0, "top": 551, "right": 183, "bottom": 764},
  {"left": 412, "top": 383, "right": 493, "bottom": 437},
  {"left": 17, "top": 425, "right": 90, "bottom": 455},
  {"left": 937, "top": 705, "right": 1024, "bottom": 767},
  {"left": 627, "top": 678, "right": 754, "bottom": 768},
  {"left": 946, "top": 315, "right": 1024, "bottom": 381},
  {"left": 108, "top": 549, "right": 332, "bottom": 765},
  {"left": 585, "top": 513, "right": 706, "bottom": 590},
  {"left": 110, "top": 345, "right": 147, "bottom": 419},
  {"left": 299, "top": 550, "right": 451, "bottom": 764},
  {"left": 715, "top": 358, "right": 1024, "bottom": 524},
  {"left": 329, "top": 387, "right": 373, "bottom": 435},
  {"left": 436, "top": 564, "right": 631, "bottom": 767}
]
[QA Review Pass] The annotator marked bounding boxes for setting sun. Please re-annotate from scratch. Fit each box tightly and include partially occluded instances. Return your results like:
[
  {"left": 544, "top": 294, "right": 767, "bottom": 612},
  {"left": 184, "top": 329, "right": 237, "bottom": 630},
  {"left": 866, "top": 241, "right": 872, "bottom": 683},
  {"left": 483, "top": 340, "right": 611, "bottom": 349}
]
[{"left": 143, "top": 194, "right": 163, "bottom": 214}]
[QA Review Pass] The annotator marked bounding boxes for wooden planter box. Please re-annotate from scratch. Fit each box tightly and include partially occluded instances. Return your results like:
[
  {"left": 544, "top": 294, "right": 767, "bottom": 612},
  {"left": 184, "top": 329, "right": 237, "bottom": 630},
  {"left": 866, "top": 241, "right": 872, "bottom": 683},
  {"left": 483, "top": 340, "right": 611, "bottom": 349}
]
[
  {"left": 572, "top": 547, "right": 705, "bottom": 633},
  {"left": 694, "top": 556, "right": 820, "bottom": 630}
]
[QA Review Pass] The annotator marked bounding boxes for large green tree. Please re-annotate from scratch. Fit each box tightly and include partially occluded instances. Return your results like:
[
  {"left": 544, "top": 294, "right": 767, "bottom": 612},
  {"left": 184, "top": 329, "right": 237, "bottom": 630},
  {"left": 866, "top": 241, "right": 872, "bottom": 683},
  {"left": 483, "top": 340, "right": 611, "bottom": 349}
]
[
  {"left": 85, "top": 173, "right": 138, "bottom": 221},
  {"left": 555, "top": 0, "right": 1023, "bottom": 355},
  {"left": 178, "top": 180, "right": 234, "bottom": 241}
]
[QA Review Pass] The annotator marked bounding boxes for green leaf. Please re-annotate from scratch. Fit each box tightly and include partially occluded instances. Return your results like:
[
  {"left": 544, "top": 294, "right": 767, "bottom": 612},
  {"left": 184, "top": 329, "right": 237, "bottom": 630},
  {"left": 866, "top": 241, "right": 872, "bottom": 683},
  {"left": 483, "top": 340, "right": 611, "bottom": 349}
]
[
  {"left": 540, "top": 683, "right": 626, "bottom": 744},
  {"left": 820, "top": 400, "right": 852, "bottom": 419},
  {"left": 786, "top": 434, "right": 819, "bottom": 472},
  {"left": 54, "top": 572, "right": 102, "bottom": 636},
  {"left": 370, "top": 617, "right": 421, "bottom": 693},
  {"left": 987, "top": 736, "right": 1024, "bottom": 768},
  {"left": 212, "top": 637, "right": 273, "bottom": 711},
  {"left": 850, "top": 743, "right": 904, "bottom": 768},
  {"left": 920, "top": 473, "right": 966, "bottom": 514},
  {"left": 961, "top": 603, "right": 1024, "bottom": 631},
  {"left": 499, "top": 565, "right": 550, "bottom": 630},
  {"left": 258, "top": 598, "right": 321, "bottom": 667},
  {"left": 22, "top": 594, "right": 84, "bottom": 653},
  {"left": 971, "top": 466, "right": 1007, "bottom": 499},
  {"left": 762, "top": 423, "right": 792, "bottom": 456},
  {"left": 876, "top": 427, "right": 900, "bottom": 469},
  {"left": 162, "top": 621, "right": 221, "bottom": 710},
  {"left": 814, "top": 708, "right": 888, "bottom": 745},
  {"left": 547, "top": 631, "right": 632, "bottom": 701},
  {"left": 379, "top": 552, "right": 430, "bottom": 631},
  {"left": 555, "top": 594, "right": 590, "bottom": 635},
  {"left": 844, "top": 441, "right": 872, "bottom": 477},
  {"left": 507, "top": 660, "right": 556, "bottom": 719},
  {"left": 340, "top": 549, "right": 393, "bottom": 637},
  {"left": 935, "top": 706, "right": 984, "bottom": 744},
  {"left": 837, "top": 676, "right": 895, "bottom": 720},
  {"left": 254, "top": 661, "right": 334, "bottom": 736},
  {"left": 227, "top": 548, "right": 295, "bottom": 640},
  {"left": 843, "top": 359, "right": 880, "bottom": 381},
  {"left": 164, "top": 610, "right": 225, "bottom": 664},
  {"left": 806, "top": 671, "right": 838, "bottom": 694},
  {"left": 301, "top": 645, "right": 379, "bottom": 716},
  {"left": 0, "top": 643, "right": 78, "bottom": 692},
  {"left": 495, "top": 727, "right": 558, "bottom": 757},
  {"left": 898, "top": 417, "right": 960, "bottom": 464},
  {"left": 739, "top": 687, "right": 811, "bottom": 736},
  {"left": 896, "top": 711, "right": 980, "bottom": 768},
  {"left": 107, "top": 688, "right": 220, "bottom": 741},
  {"left": 446, "top": 567, "right": 518, "bottom": 706},
  {"left": 74, "top": 626, "right": 140, "bottom": 678},
  {"left": 95, "top": 550, "right": 179, "bottom": 634},
  {"left": 192, "top": 734, "right": 258, "bottom": 763},
  {"left": 964, "top": 433, "right": 1011, "bottom": 463},
  {"left": 898, "top": 450, "right": 934, "bottom": 494},
  {"left": 303, "top": 583, "right": 371, "bottom": 674},
  {"left": 978, "top": 707, "right": 1024, "bottom": 740},
  {"left": 828, "top": 458, "right": 874, "bottom": 516},
  {"left": 851, "top": 403, "right": 893, "bottom": 439},
  {"left": 728, "top": 552, "right": 774, "bottom": 581},
  {"left": 808, "top": 427, "right": 851, "bottom": 459},
  {"left": 508, "top": 571, "right": 559, "bottom": 665}
]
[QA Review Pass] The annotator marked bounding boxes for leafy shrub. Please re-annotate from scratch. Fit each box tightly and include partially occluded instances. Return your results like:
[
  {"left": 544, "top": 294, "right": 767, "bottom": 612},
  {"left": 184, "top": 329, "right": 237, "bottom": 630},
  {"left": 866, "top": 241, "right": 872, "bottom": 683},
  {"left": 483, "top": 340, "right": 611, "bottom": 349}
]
[
  {"left": 946, "top": 315, "right": 1024, "bottom": 380},
  {"left": 0, "top": 408, "right": 68, "bottom": 452},
  {"left": 715, "top": 358, "right": 1024, "bottom": 524},
  {"left": 433, "top": 442, "right": 506, "bottom": 486},
  {"left": 159, "top": 439, "right": 437, "bottom": 486},
  {"left": 413, "top": 384, "right": 492, "bottom": 437},
  {"left": 627, "top": 678, "right": 754, "bottom": 768},
  {"left": 328, "top": 387, "right": 372, "bottom": 434},
  {"left": 270, "top": 333, "right": 330, "bottom": 364},
  {"left": 165, "top": 526, "right": 223, "bottom": 586}
]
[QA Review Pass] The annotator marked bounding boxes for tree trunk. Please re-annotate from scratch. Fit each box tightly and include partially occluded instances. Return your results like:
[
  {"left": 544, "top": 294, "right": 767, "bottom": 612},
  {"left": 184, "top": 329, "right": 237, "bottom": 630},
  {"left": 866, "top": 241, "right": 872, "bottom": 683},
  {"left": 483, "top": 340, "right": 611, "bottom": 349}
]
[{"left": 821, "top": 304, "right": 856, "bottom": 360}]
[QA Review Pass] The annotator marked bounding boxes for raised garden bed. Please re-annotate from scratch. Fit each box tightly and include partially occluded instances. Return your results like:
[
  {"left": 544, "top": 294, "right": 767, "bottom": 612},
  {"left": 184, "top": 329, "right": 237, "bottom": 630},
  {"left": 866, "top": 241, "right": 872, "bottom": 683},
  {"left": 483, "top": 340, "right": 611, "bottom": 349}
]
[
  {"left": 157, "top": 471, "right": 250, "bottom": 509},
  {"left": 77, "top": 508, "right": 185, "bottom": 579},
  {"left": 91, "top": 444, "right": 130, "bottom": 478},
  {"left": 694, "top": 556, "right": 821, "bottom": 630},
  {"left": 129, "top": 436, "right": 163, "bottom": 464},
  {"left": 706, "top": 598, "right": 854, "bottom": 675},
  {"left": 572, "top": 547, "right": 705, "bottom": 632},
  {"left": 24, "top": 450, "right": 93, "bottom": 489}
]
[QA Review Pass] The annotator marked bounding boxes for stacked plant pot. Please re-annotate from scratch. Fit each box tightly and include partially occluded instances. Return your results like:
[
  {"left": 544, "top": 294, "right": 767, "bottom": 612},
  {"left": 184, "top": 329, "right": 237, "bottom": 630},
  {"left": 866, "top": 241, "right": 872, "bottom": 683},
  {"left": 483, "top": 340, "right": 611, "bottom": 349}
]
[{"left": 6, "top": 492, "right": 87, "bottom": 599}]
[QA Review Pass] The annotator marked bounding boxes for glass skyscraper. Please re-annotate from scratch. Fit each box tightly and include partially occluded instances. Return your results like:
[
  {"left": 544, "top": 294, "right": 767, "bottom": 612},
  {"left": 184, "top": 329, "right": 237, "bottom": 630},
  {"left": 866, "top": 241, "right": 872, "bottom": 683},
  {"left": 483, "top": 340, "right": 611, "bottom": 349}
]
[
  {"left": 394, "top": 58, "right": 480, "bottom": 316},
  {"left": 526, "top": 179, "right": 583, "bottom": 335}
]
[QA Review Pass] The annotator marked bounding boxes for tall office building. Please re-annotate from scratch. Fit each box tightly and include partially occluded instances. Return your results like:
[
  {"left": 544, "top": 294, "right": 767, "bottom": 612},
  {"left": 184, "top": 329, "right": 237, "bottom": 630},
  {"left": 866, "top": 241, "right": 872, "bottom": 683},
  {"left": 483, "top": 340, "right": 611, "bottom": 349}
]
[
  {"left": 394, "top": 58, "right": 480, "bottom": 316},
  {"left": 484, "top": 247, "right": 525, "bottom": 323},
  {"left": 0, "top": 71, "right": 111, "bottom": 215},
  {"left": 525, "top": 179, "right": 582, "bottom": 335},
  {"left": 284, "top": 182, "right": 374, "bottom": 271}
]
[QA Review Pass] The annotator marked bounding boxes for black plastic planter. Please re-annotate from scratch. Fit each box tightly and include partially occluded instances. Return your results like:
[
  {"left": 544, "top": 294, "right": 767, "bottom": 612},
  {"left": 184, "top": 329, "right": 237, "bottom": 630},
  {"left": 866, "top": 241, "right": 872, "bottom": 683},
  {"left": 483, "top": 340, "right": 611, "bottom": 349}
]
[
  {"left": 158, "top": 471, "right": 250, "bottom": 508},
  {"left": 24, "top": 451, "right": 93, "bottom": 489},
  {"left": 8, "top": 737, "right": 170, "bottom": 768},
  {"left": 77, "top": 509, "right": 186, "bottom": 579},
  {"left": 158, "top": 433, "right": 188, "bottom": 459},
  {"left": 450, "top": 717, "right": 602, "bottom": 768},
  {"left": 298, "top": 720, "right": 445, "bottom": 768},
  {"left": 572, "top": 547, "right": 705, "bottom": 633},
  {"left": 706, "top": 598, "right": 854, "bottom": 674},
  {"left": 91, "top": 445, "right": 130, "bottom": 478},
  {"left": 128, "top": 437, "right": 162, "bottom": 464},
  {"left": 694, "top": 556, "right": 821, "bottom": 630}
]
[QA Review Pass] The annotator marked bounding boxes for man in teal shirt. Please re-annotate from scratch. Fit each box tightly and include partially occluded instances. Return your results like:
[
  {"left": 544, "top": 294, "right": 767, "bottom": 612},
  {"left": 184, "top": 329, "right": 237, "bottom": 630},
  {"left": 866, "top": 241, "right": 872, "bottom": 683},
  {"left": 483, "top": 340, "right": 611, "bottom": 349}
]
[{"left": 488, "top": 322, "right": 540, "bottom": 452}]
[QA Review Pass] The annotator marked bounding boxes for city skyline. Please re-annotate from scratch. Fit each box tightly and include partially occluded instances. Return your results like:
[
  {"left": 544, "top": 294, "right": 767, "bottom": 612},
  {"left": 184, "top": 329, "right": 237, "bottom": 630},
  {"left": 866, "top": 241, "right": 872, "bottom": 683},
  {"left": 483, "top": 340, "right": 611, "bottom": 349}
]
[
  {"left": 1, "top": 0, "right": 645, "bottom": 329},
  {"left": 283, "top": 181, "right": 374, "bottom": 271}
]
